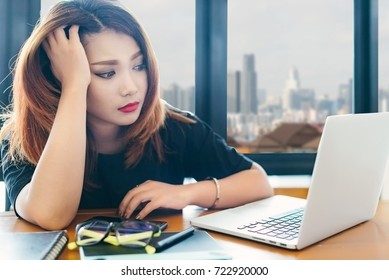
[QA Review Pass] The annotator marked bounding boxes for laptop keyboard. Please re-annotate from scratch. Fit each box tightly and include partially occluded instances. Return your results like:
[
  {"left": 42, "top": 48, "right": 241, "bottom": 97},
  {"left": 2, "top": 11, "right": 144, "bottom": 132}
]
[{"left": 237, "top": 207, "right": 304, "bottom": 240}]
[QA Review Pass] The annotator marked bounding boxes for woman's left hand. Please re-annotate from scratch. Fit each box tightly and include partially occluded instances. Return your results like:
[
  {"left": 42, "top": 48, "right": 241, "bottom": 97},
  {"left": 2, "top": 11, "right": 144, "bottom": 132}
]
[{"left": 118, "top": 181, "right": 190, "bottom": 219}]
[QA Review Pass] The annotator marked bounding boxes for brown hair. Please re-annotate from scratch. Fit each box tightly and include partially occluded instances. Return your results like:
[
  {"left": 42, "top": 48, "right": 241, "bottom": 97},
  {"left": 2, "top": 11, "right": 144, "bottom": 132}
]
[{"left": 0, "top": 0, "right": 193, "bottom": 188}]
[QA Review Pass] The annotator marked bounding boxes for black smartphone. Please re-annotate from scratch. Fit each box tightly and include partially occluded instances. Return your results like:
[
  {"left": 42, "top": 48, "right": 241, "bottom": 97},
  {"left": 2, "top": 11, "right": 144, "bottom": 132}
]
[
  {"left": 151, "top": 227, "right": 195, "bottom": 252},
  {"left": 87, "top": 216, "right": 168, "bottom": 231}
]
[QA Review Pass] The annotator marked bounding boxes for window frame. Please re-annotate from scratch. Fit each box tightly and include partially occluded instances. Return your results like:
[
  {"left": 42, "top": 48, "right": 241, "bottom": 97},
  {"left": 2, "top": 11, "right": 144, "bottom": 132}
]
[{"left": 195, "top": 0, "right": 378, "bottom": 175}]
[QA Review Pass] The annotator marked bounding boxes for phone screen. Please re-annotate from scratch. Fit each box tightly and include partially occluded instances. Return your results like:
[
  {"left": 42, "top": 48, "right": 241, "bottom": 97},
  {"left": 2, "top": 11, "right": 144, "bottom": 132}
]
[{"left": 87, "top": 216, "right": 168, "bottom": 231}]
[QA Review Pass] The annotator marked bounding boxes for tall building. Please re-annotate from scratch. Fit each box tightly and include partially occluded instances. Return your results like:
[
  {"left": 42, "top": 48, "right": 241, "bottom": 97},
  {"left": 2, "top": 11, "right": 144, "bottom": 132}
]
[
  {"left": 282, "top": 66, "right": 301, "bottom": 110},
  {"left": 337, "top": 78, "right": 353, "bottom": 114},
  {"left": 289, "top": 88, "right": 315, "bottom": 111},
  {"left": 241, "top": 54, "right": 258, "bottom": 114},
  {"left": 227, "top": 70, "right": 241, "bottom": 113},
  {"left": 161, "top": 84, "right": 195, "bottom": 113}
]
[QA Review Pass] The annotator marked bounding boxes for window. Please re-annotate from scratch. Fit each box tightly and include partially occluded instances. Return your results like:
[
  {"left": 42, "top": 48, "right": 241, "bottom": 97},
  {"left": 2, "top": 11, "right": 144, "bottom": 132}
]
[
  {"left": 196, "top": 0, "right": 378, "bottom": 175},
  {"left": 227, "top": 0, "right": 353, "bottom": 156}
]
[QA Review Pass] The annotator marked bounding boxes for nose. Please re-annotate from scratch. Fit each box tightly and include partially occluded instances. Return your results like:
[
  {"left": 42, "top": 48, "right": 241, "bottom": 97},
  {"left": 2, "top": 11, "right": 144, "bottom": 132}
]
[
  {"left": 120, "top": 74, "right": 138, "bottom": 97},
  {"left": 120, "top": 89, "right": 137, "bottom": 97}
]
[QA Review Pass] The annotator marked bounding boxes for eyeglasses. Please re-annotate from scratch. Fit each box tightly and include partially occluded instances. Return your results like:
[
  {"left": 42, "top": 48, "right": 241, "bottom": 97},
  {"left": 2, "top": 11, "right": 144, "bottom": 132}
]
[{"left": 67, "top": 219, "right": 161, "bottom": 254}]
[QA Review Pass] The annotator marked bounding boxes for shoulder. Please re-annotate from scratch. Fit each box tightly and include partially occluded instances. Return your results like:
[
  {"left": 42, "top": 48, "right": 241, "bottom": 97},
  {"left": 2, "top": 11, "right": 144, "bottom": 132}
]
[
  {"left": 165, "top": 104, "right": 197, "bottom": 122},
  {"left": 158, "top": 105, "right": 214, "bottom": 149},
  {"left": 163, "top": 105, "right": 227, "bottom": 150},
  {"left": 164, "top": 107, "right": 215, "bottom": 140},
  {"left": 164, "top": 103, "right": 210, "bottom": 130}
]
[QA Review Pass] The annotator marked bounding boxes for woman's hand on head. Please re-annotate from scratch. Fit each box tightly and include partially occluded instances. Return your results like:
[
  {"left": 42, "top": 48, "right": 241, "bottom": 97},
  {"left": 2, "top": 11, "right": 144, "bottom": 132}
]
[
  {"left": 43, "top": 25, "right": 91, "bottom": 91},
  {"left": 118, "top": 181, "right": 191, "bottom": 220}
]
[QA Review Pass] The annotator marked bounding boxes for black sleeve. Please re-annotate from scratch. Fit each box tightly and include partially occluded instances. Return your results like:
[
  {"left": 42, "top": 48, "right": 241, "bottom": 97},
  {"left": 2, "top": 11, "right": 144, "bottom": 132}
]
[
  {"left": 176, "top": 113, "right": 253, "bottom": 180},
  {"left": 1, "top": 140, "right": 35, "bottom": 215}
]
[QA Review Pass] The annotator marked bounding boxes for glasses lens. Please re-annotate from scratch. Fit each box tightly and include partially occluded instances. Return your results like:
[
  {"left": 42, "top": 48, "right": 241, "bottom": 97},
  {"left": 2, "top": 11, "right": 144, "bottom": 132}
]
[
  {"left": 76, "top": 220, "right": 111, "bottom": 246},
  {"left": 85, "top": 220, "right": 112, "bottom": 232},
  {"left": 115, "top": 221, "right": 156, "bottom": 248},
  {"left": 117, "top": 220, "right": 155, "bottom": 234}
]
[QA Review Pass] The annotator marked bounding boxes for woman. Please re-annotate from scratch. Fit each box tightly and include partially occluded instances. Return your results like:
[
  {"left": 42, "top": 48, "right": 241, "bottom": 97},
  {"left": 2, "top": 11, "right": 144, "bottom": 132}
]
[{"left": 0, "top": 0, "right": 273, "bottom": 230}]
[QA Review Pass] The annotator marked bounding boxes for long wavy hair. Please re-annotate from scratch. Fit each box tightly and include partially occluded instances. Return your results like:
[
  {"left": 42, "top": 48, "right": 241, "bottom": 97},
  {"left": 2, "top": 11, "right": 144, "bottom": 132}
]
[{"left": 0, "top": 0, "right": 193, "bottom": 189}]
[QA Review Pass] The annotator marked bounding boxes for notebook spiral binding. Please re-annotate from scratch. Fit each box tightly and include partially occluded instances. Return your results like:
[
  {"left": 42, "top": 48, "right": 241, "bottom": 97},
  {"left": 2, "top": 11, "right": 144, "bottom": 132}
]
[{"left": 44, "top": 231, "right": 69, "bottom": 260}]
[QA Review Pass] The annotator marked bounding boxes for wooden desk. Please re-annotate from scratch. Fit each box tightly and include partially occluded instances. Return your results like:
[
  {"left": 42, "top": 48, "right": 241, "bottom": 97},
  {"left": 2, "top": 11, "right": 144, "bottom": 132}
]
[{"left": 1, "top": 188, "right": 388, "bottom": 260}]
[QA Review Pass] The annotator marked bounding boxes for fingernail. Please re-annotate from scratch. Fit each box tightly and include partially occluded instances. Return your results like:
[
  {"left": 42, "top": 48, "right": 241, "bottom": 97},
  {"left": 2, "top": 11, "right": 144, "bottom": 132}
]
[{"left": 136, "top": 215, "right": 141, "bottom": 220}]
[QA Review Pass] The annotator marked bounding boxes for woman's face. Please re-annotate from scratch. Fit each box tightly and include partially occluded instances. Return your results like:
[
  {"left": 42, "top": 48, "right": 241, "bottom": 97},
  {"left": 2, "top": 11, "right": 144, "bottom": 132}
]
[{"left": 83, "top": 29, "right": 148, "bottom": 133}]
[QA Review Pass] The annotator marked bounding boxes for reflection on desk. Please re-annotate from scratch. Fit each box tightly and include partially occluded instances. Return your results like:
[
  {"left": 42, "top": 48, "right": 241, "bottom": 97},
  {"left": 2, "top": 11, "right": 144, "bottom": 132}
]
[{"left": 0, "top": 188, "right": 388, "bottom": 260}]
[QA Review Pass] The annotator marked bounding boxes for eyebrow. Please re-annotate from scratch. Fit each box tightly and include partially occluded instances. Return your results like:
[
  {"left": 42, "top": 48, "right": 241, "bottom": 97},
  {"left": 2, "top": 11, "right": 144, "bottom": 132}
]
[{"left": 90, "top": 51, "right": 143, "bottom": 66}]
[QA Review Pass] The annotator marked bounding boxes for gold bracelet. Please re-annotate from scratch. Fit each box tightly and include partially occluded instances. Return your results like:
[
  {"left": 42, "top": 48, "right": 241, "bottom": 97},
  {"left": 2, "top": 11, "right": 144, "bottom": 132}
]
[{"left": 208, "top": 177, "right": 221, "bottom": 208}]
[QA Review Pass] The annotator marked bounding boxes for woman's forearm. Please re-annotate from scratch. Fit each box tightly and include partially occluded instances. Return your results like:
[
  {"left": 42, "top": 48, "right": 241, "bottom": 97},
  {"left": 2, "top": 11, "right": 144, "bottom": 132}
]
[
  {"left": 16, "top": 86, "right": 87, "bottom": 230},
  {"left": 188, "top": 163, "right": 274, "bottom": 209}
]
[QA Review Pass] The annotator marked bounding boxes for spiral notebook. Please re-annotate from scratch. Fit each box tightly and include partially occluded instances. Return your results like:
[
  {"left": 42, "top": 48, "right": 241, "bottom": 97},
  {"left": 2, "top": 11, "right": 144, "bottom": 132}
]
[{"left": 0, "top": 230, "right": 68, "bottom": 260}]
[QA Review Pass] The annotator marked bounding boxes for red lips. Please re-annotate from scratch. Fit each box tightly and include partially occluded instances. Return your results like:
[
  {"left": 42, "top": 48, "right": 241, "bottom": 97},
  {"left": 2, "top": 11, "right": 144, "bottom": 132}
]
[{"left": 118, "top": 101, "right": 139, "bottom": 113}]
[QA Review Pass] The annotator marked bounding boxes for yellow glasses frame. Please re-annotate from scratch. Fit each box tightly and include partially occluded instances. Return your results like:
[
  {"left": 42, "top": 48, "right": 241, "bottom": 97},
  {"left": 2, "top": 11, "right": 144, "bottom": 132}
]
[{"left": 67, "top": 220, "right": 161, "bottom": 254}]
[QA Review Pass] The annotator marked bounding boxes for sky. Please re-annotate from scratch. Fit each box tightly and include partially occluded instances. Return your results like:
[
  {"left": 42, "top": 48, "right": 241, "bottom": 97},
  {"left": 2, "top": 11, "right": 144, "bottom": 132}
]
[{"left": 42, "top": 0, "right": 389, "bottom": 98}]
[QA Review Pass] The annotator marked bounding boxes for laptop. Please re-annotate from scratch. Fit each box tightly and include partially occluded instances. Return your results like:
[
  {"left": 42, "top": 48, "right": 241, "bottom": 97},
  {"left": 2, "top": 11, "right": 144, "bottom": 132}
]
[{"left": 191, "top": 112, "right": 389, "bottom": 250}]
